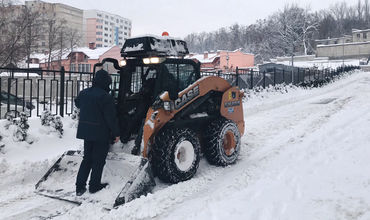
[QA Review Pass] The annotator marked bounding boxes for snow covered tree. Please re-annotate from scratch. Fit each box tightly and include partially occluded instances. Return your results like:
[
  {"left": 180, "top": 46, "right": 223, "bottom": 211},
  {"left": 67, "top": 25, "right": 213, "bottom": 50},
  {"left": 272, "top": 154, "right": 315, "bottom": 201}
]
[
  {"left": 51, "top": 116, "right": 64, "bottom": 138},
  {"left": 41, "top": 109, "right": 54, "bottom": 126},
  {"left": 41, "top": 110, "right": 64, "bottom": 138},
  {"left": 71, "top": 106, "right": 80, "bottom": 121},
  {"left": 0, "top": 135, "right": 4, "bottom": 153},
  {"left": 4, "top": 113, "right": 15, "bottom": 130},
  {"left": 13, "top": 112, "right": 30, "bottom": 142}
]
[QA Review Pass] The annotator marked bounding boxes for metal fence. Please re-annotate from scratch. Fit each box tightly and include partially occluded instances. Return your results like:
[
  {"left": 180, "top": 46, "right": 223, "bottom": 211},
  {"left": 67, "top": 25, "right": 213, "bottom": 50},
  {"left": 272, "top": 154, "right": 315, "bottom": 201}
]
[
  {"left": 200, "top": 65, "right": 360, "bottom": 90},
  {"left": 0, "top": 65, "right": 359, "bottom": 119},
  {"left": 0, "top": 67, "right": 95, "bottom": 119}
]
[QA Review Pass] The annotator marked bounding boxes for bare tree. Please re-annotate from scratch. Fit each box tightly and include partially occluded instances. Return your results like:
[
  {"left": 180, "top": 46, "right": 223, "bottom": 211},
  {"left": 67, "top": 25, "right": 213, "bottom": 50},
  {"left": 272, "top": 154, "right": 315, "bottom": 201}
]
[
  {"left": 66, "top": 27, "right": 81, "bottom": 70},
  {"left": 22, "top": 5, "right": 42, "bottom": 68},
  {"left": 46, "top": 16, "right": 64, "bottom": 70},
  {"left": 0, "top": 2, "right": 36, "bottom": 66}
]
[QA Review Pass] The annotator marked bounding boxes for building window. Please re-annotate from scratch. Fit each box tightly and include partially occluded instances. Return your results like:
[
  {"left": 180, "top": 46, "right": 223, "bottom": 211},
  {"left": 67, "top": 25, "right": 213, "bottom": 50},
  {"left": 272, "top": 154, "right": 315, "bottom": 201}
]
[
  {"left": 96, "top": 38, "right": 102, "bottom": 41},
  {"left": 97, "top": 13, "right": 102, "bottom": 17},
  {"left": 96, "top": 44, "right": 102, "bottom": 47},
  {"left": 104, "top": 39, "right": 108, "bottom": 42},
  {"left": 124, "top": 32, "right": 127, "bottom": 36},
  {"left": 96, "top": 25, "right": 102, "bottom": 29},
  {"left": 364, "top": 33, "right": 367, "bottom": 39},
  {"left": 78, "top": 64, "right": 91, "bottom": 72},
  {"left": 357, "top": 33, "right": 361, "bottom": 38},
  {"left": 105, "top": 15, "right": 108, "bottom": 18},
  {"left": 42, "top": 42, "right": 46, "bottom": 46},
  {"left": 104, "top": 33, "right": 108, "bottom": 37},
  {"left": 124, "top": 27, "right": 127, "bottom": 30},
  {"left": 96, "top": 32, "right": 102, "bottom": 35},
  {"left": 105, "top": 21, "right": 108, "bottom": 25},
  {"left": 70, "top": 64, "right": 76, "bottom": 71},
  {"left": 104, "top": 27, "right": 108, "bottom": 31}
]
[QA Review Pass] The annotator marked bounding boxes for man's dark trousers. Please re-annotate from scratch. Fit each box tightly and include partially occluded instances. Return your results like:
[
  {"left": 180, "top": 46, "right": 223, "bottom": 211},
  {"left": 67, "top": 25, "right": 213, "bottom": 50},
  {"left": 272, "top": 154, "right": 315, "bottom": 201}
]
[{"left": 76, "top": 140, "right": 109, "bottom": 189}]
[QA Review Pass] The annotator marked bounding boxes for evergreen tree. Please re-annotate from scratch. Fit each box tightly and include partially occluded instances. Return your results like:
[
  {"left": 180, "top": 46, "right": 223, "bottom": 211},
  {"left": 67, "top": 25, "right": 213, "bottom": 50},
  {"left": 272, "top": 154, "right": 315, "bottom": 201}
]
[{"left": 13, "top": 112, "right": 29, "bottom": 142}]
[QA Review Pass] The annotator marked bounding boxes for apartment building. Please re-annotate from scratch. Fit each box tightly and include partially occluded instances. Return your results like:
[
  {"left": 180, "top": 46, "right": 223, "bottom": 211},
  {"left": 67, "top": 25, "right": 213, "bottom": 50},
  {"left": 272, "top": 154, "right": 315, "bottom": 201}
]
[
  {"left": 316, "top": 29, "right": 370, "bottom": 59},
  {"left": 25, "top": 0, "right": 84, "bottom": 53},
  {"left": 83, "top": 10, "right": 132, "bottom": 48}
]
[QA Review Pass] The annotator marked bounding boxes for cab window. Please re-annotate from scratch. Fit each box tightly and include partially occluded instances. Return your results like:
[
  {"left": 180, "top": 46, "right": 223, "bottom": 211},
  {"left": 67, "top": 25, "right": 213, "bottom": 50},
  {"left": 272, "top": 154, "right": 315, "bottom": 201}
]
[{"left": 164, "top": 63, "right": 197, "bottom": 91}]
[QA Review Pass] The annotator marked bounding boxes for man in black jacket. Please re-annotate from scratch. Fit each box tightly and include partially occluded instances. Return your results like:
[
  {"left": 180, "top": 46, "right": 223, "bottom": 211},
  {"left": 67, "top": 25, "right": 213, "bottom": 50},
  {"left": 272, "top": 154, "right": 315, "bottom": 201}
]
[{"left": 75, "top": 69, "right": 120, "bottom": 196}]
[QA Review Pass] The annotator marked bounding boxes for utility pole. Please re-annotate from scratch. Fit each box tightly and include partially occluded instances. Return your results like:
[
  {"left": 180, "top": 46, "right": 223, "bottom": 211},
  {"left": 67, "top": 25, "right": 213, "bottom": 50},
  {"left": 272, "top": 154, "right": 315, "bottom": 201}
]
[
  {"left": 291, "top": 42, "right": 294, "bottom": 84},
  {"left": 342, "top": 36, "right": 345, "bottom": 71},
  {"left": 226, "top": 52, "right": 229, "bottom": 73}
]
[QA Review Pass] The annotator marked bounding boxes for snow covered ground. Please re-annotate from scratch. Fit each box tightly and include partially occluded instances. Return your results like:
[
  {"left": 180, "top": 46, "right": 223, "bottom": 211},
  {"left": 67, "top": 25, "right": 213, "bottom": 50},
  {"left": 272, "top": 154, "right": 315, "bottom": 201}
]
[
  {"left": 275, "top": 58, "right": 360, "bottom": 69},
  {"left": 0, "top": 70, "right": 369, "bottom": 220}
]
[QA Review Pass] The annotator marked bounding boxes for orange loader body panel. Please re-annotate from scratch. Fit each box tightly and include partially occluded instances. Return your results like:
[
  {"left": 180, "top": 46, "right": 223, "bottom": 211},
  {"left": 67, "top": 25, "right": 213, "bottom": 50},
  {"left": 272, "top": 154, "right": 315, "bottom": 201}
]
[{"left": 142, "top": 76, "right": 245, "bottom": 158}]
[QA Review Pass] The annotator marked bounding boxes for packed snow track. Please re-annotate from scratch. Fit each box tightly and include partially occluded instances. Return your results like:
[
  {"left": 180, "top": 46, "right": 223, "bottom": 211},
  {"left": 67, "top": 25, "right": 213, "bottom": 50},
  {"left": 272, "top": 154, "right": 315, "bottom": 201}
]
[{"left": 0, "top": 71, "right": 369, "bottom": 220}]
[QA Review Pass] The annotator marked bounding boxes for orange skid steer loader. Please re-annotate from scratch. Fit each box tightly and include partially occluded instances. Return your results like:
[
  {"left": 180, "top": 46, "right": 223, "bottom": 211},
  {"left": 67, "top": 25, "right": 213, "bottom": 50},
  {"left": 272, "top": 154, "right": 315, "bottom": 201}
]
[{"left": 35, "top": 34, "right": 245, "bottom": 208}]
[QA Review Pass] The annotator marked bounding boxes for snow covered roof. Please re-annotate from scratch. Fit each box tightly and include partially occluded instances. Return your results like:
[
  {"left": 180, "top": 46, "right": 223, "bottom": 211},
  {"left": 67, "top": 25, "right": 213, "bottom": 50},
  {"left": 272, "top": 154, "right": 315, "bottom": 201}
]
[
  {"left": 0, "top": 72, "right": 40, "bottom": 77},
  {"left": 187, "top": 52, "right": 219, "bottom": 63},
  {"left": 65, "top": 47, "right": 114, "bottom": 60},
  {"left": 30, "top": 46, "right": 115, "bottom": 64},
  {"left": 187, "top": 49, "right": 253, "bottom": 63},
  {"left": 121, "top": 36, "right": 188, "bottom": 57}
]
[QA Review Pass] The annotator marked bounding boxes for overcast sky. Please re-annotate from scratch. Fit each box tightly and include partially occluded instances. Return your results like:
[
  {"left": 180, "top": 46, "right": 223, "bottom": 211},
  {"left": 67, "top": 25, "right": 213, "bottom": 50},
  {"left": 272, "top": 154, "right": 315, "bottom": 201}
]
[{"left": 43, "top": 0, "right": 358, "bottom": 38}]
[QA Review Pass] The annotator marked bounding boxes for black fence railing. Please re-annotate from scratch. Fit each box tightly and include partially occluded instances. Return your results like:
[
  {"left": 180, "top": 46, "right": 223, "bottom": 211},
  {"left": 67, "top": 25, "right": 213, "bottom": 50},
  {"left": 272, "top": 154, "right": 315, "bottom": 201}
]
[
  {"left": 0, "top": 67, "right": 95, "bottom": 119},
  {"left": 200, "top": 65, "right": 360, "bottom": 90},
  {"left": 0, "top": 65, "right": 360, "bottom": 119}
]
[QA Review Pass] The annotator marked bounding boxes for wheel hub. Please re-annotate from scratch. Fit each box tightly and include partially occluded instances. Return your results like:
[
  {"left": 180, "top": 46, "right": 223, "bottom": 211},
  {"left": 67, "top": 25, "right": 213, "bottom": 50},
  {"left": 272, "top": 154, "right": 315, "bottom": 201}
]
[
  {"left": 174, "top": 140, "right": 195, "bottom": 171},
  {"left": 223, "top": 131, "right": 236, "bottom": 156}
]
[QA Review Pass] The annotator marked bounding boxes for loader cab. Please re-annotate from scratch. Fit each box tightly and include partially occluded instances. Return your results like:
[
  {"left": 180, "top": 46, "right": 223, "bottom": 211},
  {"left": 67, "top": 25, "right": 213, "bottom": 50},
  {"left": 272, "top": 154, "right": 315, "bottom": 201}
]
[{"left": 94, "top": 35, "right": 200, "bottom": 142}]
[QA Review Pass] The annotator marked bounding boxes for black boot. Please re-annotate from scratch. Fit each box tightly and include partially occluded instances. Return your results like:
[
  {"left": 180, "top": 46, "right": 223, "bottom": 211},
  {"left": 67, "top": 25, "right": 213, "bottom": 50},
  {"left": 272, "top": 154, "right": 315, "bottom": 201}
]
[
  {"left": 89, "top": 183, "right": 109, "bottom": 193},
  {"left": 76, "top": 187, "right": 87, "bottom": 196}
]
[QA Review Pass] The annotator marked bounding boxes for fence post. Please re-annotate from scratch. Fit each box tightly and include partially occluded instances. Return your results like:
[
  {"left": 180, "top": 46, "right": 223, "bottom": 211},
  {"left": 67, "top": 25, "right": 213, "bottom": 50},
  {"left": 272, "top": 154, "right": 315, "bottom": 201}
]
[
  {"left": 250, "top": 69, "right": 254, "bottom": 89},
  {"left": 273, "top": 67, "right": 276, "bottom": 86},
  {"left": 236, "top": 67, "right": 239, "bottom": 87},
  {"left": 263, "top": 71, "right": 266, "bottom": 88},
  {"left": 59, "top": 66, "right": 65, "bottom": 117}
]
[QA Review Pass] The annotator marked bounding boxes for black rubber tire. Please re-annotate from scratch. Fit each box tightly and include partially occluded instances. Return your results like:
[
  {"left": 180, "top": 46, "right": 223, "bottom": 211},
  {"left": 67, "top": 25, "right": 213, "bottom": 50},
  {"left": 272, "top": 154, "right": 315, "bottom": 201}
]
[
  {"left": 204, "top": 118, "right": 241, "bottom": 166},
  {"left": 151, "top": 127, "right": 201, "bottom": 183}
]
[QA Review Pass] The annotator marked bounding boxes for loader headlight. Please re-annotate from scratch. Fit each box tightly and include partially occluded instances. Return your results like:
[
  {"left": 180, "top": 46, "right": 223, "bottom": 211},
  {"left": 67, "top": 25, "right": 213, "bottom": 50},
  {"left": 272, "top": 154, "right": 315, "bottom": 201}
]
[
  {"left": 142, "top": 57, "right": 165, "bottom": 64},
  {"left": 143, "top": 58, "right": 150, "bottom": 64},
  {"left": 119, "top": 59, "right": 127, "bottom": 67},
  {"left": 150, "top": 57, "right": 160, "bottom": 64}
]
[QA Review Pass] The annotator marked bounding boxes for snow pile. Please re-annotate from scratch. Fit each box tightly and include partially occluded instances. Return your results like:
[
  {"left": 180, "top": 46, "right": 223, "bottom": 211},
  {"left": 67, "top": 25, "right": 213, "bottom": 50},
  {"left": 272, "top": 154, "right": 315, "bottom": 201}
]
[{"left": 0, "top": 116, "right": 81, "bottom": 165}]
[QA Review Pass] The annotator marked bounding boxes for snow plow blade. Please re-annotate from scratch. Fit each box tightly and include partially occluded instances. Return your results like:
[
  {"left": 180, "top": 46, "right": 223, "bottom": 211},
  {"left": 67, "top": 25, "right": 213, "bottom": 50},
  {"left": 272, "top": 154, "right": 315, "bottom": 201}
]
[{"left": 35, "top": 150, "right": 156, "bottom": 208}]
